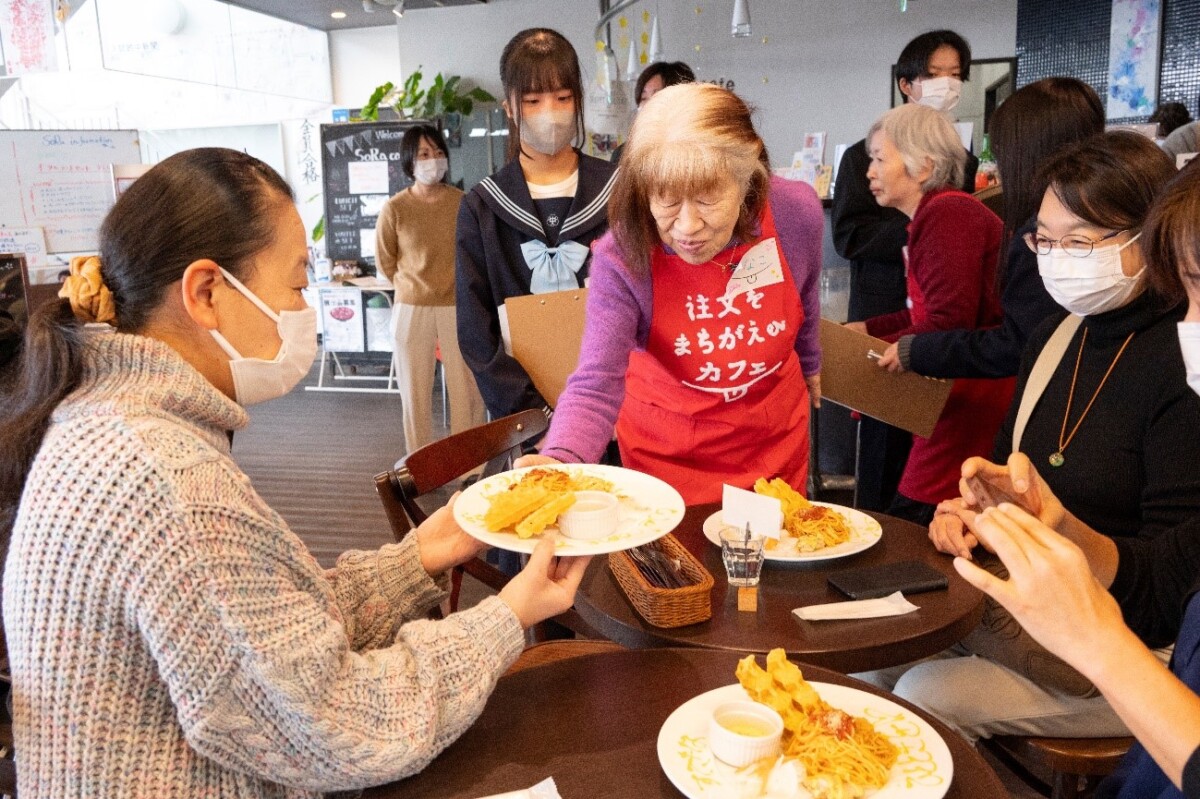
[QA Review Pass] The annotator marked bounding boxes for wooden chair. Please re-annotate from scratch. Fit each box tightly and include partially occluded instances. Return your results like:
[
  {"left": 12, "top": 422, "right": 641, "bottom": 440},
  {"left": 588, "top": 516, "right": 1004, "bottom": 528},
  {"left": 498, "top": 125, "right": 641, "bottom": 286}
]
[
  {"left": 503, "top": 639, "right": 625, "bottom": 677},
  {"left": 374, "top": 408, "right": 548, "bottom": 610},
  {"left": 986, "top": 735, "right": 1133, "bottom": 799},
  {"left": 973, "top": 184, "right": 1005, "bottom": 219}
]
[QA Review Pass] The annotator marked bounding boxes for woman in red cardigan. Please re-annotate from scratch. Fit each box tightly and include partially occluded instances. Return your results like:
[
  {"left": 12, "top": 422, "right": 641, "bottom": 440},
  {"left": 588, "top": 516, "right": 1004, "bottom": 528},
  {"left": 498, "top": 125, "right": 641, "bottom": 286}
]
[{"left": 845, "top": 103, "right": 1009, "bottom": 525}]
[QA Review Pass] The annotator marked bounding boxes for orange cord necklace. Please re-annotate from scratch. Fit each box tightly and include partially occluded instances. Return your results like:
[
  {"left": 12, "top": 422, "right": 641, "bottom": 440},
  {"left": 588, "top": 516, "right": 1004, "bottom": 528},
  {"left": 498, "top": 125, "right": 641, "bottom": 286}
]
[{"left": 1049, "top": 328, "right": 1136, "bottom": 467}]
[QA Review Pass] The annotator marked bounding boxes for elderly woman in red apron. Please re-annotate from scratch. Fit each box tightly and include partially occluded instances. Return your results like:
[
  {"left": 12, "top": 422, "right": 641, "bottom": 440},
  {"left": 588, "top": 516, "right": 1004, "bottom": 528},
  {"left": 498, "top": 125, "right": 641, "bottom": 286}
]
[{"left": 517, "top": 83, "right": 824, "bottom": 505}]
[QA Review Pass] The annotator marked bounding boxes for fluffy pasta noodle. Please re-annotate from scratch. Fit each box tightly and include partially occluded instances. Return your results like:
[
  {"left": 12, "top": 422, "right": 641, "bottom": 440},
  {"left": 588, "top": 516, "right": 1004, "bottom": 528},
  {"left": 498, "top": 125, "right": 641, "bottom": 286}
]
[
  {"left": 483, "top": 468, "right": 616, "bottom": 536},
  {"left": 736, "top": 649, "right": 899, "bottom": 799},
  {"left": 754, "top": 477, "right": 851, "bottom": 552}
]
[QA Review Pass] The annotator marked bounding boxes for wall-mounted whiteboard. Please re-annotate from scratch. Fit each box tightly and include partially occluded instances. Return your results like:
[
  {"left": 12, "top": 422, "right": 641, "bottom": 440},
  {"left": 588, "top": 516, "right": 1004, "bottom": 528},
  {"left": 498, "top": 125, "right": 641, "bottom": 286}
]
[{"left": 0, "top": 129, "right": 141, "bottom": 253}]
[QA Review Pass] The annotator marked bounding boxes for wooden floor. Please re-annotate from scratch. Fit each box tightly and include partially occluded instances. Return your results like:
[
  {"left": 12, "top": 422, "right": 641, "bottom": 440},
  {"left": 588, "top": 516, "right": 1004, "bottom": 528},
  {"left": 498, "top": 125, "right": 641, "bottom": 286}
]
[{"left": 232, "top": 358, "right": 420, "bottom": 567}]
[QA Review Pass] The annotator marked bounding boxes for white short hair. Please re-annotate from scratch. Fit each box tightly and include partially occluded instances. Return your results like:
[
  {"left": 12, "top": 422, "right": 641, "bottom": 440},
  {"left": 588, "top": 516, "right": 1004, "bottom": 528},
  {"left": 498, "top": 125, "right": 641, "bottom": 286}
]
[{"left": 867, "top": 103, "right": 965, "bottom": 192}]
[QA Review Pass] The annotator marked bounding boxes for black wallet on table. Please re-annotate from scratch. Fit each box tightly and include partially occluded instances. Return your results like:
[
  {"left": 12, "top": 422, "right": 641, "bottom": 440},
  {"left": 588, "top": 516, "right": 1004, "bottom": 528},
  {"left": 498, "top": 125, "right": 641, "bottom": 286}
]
[{"left": 827, "top": 560, "right": 949, "bottom": 600}]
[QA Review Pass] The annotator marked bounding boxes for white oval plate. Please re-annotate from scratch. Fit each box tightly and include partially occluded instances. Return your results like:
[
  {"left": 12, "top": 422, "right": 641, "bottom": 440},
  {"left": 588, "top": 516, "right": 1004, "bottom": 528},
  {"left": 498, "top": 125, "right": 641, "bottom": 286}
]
[
  {"left": 453, "top": 464, "right": 685, "bottom": 555},
  {"left": 658, "top": 683, "right": 952, "bottom": 799},
  {"left": 702, "top": 502, "right": 882, "bottom": 562}
]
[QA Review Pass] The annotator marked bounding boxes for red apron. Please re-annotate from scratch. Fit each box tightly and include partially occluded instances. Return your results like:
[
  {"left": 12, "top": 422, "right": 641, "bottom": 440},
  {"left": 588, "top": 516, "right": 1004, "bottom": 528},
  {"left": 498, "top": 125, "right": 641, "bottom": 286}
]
[{"left": 615, "top": 205, "right": 810, "bottom": 505}]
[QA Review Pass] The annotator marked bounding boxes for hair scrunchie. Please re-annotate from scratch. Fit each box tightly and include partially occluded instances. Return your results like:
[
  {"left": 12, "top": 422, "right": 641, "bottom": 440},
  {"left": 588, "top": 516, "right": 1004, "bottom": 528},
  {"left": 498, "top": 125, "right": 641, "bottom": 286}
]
[{"left": 58, "top": 255, "right": 116, "bottom": 325}]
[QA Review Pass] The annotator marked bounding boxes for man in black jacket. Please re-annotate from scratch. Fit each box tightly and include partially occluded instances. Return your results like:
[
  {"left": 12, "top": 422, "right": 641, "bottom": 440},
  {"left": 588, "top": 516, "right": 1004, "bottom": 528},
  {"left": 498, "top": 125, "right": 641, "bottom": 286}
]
[{"left": 830, "top": 29, "right": 978, "bottom": 512}]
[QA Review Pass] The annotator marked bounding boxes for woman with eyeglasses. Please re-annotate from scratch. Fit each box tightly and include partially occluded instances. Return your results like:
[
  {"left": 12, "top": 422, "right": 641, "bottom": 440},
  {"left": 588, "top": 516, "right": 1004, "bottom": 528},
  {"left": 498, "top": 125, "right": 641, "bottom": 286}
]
[{"left": 875, "top": 132, "right": 1200, "bottom": 742}]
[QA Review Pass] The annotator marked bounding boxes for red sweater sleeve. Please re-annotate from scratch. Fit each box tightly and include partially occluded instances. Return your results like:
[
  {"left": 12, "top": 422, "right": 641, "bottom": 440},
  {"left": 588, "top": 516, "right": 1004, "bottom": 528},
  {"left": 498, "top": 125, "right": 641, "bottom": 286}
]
[{"left": 870, "top": 192, "right": 1001, "bottom": 341}]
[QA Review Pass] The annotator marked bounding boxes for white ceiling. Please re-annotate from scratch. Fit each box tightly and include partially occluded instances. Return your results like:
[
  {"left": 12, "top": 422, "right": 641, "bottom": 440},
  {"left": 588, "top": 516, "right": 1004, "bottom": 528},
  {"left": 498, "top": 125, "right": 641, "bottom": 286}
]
[{"left": 222, "top": 0, "right": 486, "bottom": 32}]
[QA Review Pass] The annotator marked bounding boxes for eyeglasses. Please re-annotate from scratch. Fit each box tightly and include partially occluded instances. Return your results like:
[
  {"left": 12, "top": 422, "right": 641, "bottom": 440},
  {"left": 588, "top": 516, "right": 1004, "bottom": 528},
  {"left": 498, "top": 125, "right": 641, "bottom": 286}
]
[{"left": 1023, "top": 229, "right": 1129, "bottom": 257}]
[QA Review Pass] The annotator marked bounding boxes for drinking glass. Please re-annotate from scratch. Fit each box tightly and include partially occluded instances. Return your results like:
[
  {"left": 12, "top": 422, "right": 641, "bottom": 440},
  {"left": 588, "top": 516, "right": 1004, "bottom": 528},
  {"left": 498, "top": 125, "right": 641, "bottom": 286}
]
[{"left": 719, "top": 526, "right": 765, "bottom": 587}]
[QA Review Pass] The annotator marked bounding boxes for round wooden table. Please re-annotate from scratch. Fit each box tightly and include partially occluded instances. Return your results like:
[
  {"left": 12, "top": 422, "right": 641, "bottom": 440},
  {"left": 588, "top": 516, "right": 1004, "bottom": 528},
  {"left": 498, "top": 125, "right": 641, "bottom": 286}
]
[
  {"left": 365, "top": 648, "right": 1005, "bottom": 798},
  {"left": 574, "top": 503, "right": 984, "bottom": 673}
]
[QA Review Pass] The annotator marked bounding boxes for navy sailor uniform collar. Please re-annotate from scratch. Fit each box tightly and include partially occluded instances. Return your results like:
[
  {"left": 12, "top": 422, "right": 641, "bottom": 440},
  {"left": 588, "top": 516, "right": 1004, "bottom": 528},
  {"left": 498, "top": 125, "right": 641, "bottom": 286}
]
[{"left": 474, "top": 151, "right": 617, "bottom": 243}]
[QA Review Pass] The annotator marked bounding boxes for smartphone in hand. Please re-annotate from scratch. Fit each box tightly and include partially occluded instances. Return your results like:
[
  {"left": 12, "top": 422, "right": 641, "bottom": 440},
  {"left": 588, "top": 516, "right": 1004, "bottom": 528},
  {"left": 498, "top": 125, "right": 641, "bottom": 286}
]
[{"left": 964, "top": 474, "right": 1025, "bottom": 512}]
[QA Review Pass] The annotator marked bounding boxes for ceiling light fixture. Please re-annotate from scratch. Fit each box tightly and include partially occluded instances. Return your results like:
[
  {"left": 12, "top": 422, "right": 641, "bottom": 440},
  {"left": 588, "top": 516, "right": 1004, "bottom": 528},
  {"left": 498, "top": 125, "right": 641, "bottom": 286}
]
[
  {"left": 331, "top": 10, "right": 346, "bottom": 19},
  {"left": 732, "top": 0, "right": 751, "bottom": 37},
  {"left": 393, "top": 0, "right": 405, "bottom": 17}
]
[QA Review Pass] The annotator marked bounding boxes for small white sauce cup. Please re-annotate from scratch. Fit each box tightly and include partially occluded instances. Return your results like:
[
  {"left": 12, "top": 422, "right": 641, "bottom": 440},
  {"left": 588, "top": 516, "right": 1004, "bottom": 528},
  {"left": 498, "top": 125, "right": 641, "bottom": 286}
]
[
  {"left": 557, "top": 491, "right": 619, "bottom": 540},
  {"left": 708, "top": 700, "right": 784, "bottom": 767}
]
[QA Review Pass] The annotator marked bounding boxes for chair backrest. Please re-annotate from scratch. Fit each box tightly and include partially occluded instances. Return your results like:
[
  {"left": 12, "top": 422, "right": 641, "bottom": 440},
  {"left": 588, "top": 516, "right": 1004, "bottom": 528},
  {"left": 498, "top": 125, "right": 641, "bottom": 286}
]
[
  {"left": 377, "top": 408, "right": 549, "bottom": 527},
  {"left": 973, "top": 184, "right": 1004, "bottom": 218},
  {"left": 374, "top": 472, "right": 414, "bottom": 542}
]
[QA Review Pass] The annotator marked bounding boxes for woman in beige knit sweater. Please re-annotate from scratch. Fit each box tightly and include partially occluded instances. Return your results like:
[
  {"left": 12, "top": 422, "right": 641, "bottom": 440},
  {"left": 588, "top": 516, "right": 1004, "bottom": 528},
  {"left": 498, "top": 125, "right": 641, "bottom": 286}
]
[
  {"left": 0, "top": 148, "right": 590, "bottom": 798},
  {"left": 375, "top": 124, "right": 485, "bottom": 452}
]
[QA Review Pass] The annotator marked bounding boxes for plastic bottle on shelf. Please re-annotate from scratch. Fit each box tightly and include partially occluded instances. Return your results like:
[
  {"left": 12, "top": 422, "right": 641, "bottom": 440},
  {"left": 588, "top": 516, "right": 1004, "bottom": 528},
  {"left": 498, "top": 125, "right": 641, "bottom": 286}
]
[{"left": 975, "top": 133, "right": 998, "bottom": 192}]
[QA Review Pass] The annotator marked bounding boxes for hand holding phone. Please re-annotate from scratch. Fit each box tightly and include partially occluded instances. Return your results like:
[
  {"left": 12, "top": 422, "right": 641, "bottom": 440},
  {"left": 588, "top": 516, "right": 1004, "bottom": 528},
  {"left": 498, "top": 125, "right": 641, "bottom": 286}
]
[{"left": 963, "top": 474, "right": 1026, "bottom": 512}]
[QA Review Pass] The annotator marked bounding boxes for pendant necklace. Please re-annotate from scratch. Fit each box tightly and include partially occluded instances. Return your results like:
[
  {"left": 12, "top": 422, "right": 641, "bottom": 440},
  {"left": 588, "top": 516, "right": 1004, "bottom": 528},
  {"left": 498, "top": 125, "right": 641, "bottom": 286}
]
[{"left": 1050, "top": 328, "right": 1135, "bottom": 468}]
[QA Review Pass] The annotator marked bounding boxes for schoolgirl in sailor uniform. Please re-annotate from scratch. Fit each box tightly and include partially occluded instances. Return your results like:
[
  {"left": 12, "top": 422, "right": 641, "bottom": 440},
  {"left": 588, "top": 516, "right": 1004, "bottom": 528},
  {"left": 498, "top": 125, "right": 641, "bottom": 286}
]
[{"left": 456, "top": 27, "right": 617, "bottom": 420}]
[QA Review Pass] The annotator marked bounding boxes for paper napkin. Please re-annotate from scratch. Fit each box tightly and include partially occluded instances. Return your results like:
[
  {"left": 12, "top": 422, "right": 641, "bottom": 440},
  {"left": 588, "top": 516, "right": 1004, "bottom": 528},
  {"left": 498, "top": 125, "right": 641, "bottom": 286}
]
[
  {"left": 475, "top": 777, "right": 561, "bottom": 799},
  {"left": 792, "top": 591, "right": 919, "bottom": 621},
  {"left": 722, "top": 484, "right": 783, "bottom": 539}
]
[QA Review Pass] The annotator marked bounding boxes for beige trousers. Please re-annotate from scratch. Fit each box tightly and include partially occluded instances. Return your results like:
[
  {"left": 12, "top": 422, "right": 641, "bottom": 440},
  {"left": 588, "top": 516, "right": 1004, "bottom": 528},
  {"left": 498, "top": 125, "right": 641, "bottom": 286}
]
[{"left": 392, "top": 303, "right": 485, "bottom": 452}]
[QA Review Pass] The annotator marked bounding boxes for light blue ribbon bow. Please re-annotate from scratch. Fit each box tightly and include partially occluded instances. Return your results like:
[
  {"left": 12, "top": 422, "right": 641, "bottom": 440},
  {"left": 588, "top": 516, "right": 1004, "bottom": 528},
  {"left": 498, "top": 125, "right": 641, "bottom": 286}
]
[{"left": 520, "top": 239, "right": 589, "bottom": 294}]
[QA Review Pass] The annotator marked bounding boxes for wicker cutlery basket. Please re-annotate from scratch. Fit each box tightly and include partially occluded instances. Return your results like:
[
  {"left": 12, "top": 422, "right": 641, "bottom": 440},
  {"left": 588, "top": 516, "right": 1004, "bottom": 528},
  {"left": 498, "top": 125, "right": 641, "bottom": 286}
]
[{"left": 608, "top": 534, "right": 714, "bottom": 628}]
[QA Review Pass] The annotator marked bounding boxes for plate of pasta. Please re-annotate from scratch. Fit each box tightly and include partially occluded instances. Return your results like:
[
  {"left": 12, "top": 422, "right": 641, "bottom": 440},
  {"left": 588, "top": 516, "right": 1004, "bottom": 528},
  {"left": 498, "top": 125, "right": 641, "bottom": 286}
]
[
  {"left": 701, "top": 479, "right": 882, "bottom": 562},
  {"left": 453, "top": 464, "right": 685, "bottom": 555},
  {"left": 658, "top": 650, "right": 952, "bottom": 799}
]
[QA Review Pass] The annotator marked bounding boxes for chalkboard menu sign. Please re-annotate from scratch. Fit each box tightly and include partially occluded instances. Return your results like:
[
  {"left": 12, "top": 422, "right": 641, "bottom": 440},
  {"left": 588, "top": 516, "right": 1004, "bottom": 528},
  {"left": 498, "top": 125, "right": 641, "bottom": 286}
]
[
  {"left": 319, "top": 121, "right": 428, "bottom": 270},
  {"left": 0, "top": 253, "right": 29, "bottom": 327}
]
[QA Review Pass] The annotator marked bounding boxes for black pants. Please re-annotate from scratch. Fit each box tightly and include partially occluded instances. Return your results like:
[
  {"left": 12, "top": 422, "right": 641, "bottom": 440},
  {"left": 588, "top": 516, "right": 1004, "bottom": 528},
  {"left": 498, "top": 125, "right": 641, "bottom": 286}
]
[
  {"left": 855, "top": 417, "right": 912, "bottom": 513},
  {"left": 886, "top": 493, "right": 937, "bottom": 527}
]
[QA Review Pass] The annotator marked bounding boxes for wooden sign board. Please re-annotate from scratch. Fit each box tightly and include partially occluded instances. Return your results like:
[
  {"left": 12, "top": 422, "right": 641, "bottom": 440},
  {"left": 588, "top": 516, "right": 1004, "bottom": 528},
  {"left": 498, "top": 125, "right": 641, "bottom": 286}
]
[
  {"left": 505, "top": 288, "right": 588, "bottom": 409},
  {"left": 819, "top": 318, "right": 953, "bottom": 438}
]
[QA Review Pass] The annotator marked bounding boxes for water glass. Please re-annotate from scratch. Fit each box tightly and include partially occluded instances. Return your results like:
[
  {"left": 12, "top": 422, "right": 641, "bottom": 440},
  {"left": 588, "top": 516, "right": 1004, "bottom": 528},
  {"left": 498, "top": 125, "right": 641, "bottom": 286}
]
[{"left": 719, "top": 526, "right": 765, "bottom": 587}]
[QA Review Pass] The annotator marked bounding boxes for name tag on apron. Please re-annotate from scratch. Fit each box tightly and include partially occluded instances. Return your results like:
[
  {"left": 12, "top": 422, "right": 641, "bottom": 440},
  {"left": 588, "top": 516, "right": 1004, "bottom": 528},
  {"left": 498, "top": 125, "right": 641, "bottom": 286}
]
[{"left": 724, "top": 238, "right": 784, "bottom": 300}]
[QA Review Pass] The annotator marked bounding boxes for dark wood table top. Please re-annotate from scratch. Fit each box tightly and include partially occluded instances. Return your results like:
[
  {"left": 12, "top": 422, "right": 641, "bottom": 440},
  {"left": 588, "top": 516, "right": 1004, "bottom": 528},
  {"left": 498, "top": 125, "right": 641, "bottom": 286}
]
[
  {"left": 574, "top": 503, "right": 984, "bottom": 673},
  {"left": 365, "top": 648, "right": 1003, "bottom": 798}
]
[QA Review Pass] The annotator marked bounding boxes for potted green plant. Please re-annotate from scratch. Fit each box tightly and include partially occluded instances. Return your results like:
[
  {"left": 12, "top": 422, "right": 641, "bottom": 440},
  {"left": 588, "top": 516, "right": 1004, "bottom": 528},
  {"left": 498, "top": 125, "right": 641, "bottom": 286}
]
[{"left": 359, "top": 67, "right": 495, "bottom": 121}]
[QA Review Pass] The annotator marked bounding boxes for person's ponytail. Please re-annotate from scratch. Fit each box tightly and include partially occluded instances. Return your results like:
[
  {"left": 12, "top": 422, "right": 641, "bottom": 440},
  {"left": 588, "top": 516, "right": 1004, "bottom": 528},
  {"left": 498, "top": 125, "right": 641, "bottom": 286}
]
[{"left": 0, "top": 298, "right": 86, "bottom": 550}]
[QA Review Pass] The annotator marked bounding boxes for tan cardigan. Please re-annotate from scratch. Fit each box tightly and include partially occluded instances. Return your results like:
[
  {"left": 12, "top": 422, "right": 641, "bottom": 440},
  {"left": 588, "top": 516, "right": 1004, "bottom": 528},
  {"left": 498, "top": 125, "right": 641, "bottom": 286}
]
[{"left": 374, "top": 186, "right": 464, "bottom": 306}]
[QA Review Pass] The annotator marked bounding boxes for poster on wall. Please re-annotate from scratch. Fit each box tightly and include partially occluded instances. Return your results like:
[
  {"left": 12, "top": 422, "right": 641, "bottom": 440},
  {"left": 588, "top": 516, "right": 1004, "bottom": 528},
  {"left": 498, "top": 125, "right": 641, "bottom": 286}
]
[
  {"left": 319, "top": 286, "right": 365, "bottom": 353},
  {"left": 319, "top": 121, "right": 426, "bottom": 272},
  {"left": 0, "top": 0, "right": 58, "bottom": 75},
  {"left": 281, "top": 117, "right": 325, "bottom": 251},
  {"left": 1106, "top": 0, "right": 1162, "bottom": 119}
]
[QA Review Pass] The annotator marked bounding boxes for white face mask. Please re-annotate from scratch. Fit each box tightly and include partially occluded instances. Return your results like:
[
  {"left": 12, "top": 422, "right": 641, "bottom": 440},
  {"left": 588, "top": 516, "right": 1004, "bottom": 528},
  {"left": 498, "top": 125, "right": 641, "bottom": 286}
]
[
  {"left": 1178, "top": 322, "right": 1200, "bottom": 399},
  {"left": 1037, "top": 233, "right": 1144, "bottom": 316},
  {"left": 520, "top": 107, "right": 576, "bottom": 156},
  {"left": 413, "top": 157, "right": 448, "bottom": 186},
  {"left": 914, "top": 76, "right": 963, "bottom": 113},
  {"left": 209, "top": 267, "right": 318, "bottom": 406}
]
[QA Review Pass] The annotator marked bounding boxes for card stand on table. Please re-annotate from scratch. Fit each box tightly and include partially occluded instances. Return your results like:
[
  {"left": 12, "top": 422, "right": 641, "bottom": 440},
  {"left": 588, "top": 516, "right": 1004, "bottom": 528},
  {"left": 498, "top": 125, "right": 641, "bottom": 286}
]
[{"left": 307, "top": 285, "right": 400, "bottom": 394}]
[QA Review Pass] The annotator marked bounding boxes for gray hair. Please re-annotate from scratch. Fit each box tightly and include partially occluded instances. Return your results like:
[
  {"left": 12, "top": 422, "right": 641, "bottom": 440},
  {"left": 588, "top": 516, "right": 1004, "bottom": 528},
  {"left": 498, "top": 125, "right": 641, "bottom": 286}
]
[{"left": 867, "top": 103, "right": 965, "bottom": 192}]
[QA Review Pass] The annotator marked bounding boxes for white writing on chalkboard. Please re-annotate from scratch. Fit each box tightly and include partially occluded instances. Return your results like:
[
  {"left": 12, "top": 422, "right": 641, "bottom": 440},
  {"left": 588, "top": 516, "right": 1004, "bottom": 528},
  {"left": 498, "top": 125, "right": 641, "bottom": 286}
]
[
  {"left": 321, "top": 122, "right": 420, "bottom": 266},
  {"left": 353, "top": 149, "right": 403, "bottom": 162}
]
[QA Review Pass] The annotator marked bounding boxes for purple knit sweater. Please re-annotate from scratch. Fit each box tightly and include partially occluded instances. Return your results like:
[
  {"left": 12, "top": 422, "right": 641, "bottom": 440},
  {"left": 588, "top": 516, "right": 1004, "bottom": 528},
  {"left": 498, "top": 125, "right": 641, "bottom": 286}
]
[{"left": 541, "top": 176, "right": 824, "bottom": 464}]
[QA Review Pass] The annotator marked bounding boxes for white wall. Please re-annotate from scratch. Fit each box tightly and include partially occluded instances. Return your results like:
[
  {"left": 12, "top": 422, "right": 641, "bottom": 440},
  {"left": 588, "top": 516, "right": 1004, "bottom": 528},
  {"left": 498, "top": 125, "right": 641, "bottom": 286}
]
[
  {"left": 379, "top": 0, "right": 1018, "bottom": 165},
  {"left": 329, "top": 26, "right": 403, "bottom": 108}
]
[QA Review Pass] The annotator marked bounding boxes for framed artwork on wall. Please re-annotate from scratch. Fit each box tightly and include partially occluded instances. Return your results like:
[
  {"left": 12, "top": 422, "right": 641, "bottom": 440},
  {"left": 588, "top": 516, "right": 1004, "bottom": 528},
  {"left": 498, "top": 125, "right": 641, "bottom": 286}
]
[{"left": 1106, "top": 0, "right": 1163, "bottom": 119}]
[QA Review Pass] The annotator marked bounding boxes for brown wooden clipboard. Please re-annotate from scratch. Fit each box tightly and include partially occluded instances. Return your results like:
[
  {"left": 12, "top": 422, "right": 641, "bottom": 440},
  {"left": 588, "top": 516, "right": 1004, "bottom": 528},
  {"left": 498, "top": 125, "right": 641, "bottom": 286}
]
[
  {"left": 505, "top": 288, "right": 588, "bottom": 408},
  {"left": 819, "top": 318, "right": 953, "bottom": 438}
]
